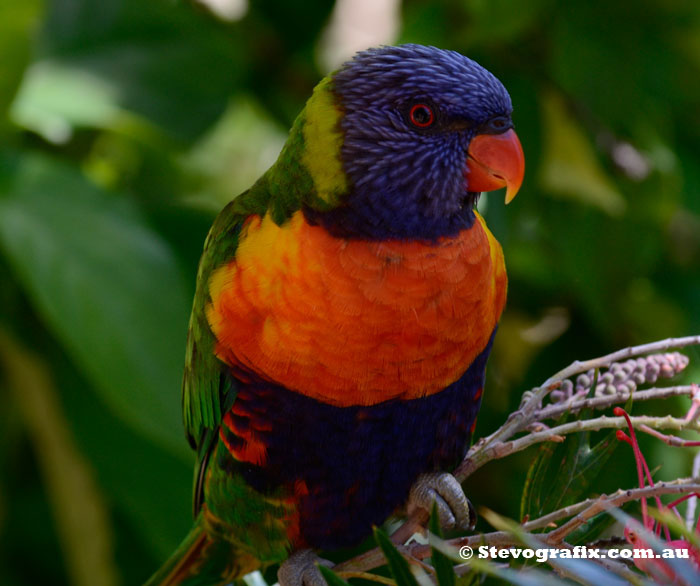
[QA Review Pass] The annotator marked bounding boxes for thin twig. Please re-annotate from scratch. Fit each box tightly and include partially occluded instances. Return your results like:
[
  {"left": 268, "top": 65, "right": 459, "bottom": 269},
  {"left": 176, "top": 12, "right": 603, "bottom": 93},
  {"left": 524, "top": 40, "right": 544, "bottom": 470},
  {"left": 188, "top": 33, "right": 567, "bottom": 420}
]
[
  {"left": 543, "top": 480, "right": 700, "bottom": 545},
  {"left": 501, "top": 414, "right": 700, "bottom": 464},
  {"left": 340, "top": 480, "right": 700, "bottom": 574},
  {"left": 390, "top": 390, "right": 562, "bottom": 544},
  {"left": 452, "top": 384, "right": 555, "bottom": 483},
  {"left": 456, "top": 414, "right": 700, "bottom": 484},
  {"left": 335, "top": 572, "right": 396, "bottom": 585},
  {"left": 391, "top": 340, "right": 700, "bottom": 548},
  {"left": 543, "top": 336, "right": 700, "bottom": 387},
  {"left": 432, "top": 480, "right": 700, "bottom": 557},
  {"left": 637, "top": 424, "right": 700, "bottom": 447},
  {"left": 348, "top": 338, "right": 700, "bottom": 577},
  {"left": 535, "top": 385, "right": 697, "bottom": 422},
  {"left": 686, "top": 453, "right": 700, "bottom": 532},
  {"left": 337, "top": 336, "right": 700, "bottom": 571}
]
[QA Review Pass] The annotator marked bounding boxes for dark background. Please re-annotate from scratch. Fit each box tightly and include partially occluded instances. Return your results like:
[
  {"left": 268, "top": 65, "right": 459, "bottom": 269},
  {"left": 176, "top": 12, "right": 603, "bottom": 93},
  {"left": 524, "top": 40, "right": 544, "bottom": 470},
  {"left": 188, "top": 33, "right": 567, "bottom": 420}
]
[{"left": 0, "top": 0, "right": 699, "bottom": 584}]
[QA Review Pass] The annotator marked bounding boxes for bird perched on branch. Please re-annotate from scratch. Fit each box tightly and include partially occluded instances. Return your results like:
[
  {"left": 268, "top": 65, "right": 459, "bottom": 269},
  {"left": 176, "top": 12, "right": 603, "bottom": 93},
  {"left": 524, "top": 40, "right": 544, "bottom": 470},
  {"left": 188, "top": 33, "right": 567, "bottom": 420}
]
[{"left": 146, "top": 44, "right": 524, "bottom": 586}]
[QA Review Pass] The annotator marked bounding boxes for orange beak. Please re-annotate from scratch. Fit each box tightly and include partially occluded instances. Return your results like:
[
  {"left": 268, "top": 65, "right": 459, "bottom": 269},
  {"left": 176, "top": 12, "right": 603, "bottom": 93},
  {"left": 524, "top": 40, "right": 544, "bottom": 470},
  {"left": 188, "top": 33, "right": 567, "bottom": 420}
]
[{"left": 465, "top": 129, "right": 525, "bottom": 204}]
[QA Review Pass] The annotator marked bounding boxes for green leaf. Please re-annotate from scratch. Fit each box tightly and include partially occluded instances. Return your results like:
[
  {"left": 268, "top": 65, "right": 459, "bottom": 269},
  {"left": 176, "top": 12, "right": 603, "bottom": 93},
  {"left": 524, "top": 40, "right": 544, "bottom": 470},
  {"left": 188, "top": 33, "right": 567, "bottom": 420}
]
[
  {"left": 520, "top": 437, "right": 558, "bottom": 521},
  {"left": 539, "top": 90, "right": 626, "bottom": 215},
  {"left": 374, "top": 527, "right": 419, "bottom": 586},
  {"left": 521, "top": 410, "right": 618, "bottom": 520},
  {"left": 482, "top": 510, "right": 630, "bottom": 586},
  {"left": 0, "top": 0, "right": 41, "bottom": 130},
  {"left": 318, "top": 565, "right": 352, "bottom": 586},
  {"left": 543, "top": 429, "right": 619, "bottom": 514},
  {"left": 11, "top": 61, "right": 125, "bottom": 142},
  {"left": 454, "top": 572, "right": 478, "bottom": 586},
  {"left": 548, "top": 558, "right": 629, "bottom": 586},
  {"left": 609, "top": 508, "right": 700, "bottom": 586},
  {"left": 13, "top": 0, "right": 240, "bottom": 141},
  {"left": 462, "top": 0, "right": 552, "bottom": 45},
  {"left": 648, "top": 507, "right": 700, "bottom": 551},
  {"left": 0, "top": 152, "right": 191, "bottom": 458},
  {"left": 0, "top": 330, "right": 119, "bottom": 586},
  {"left": 55, "top": 350, "right": 192, "bottom": 561},
  {"left": 551, "top": 428, "right": 618, "bottom": 512},
  {"left": 428, "top": 505, "right": 456, "bottom": 586},
  {"left": 564, "top": 511, "right": 616, "bottom": 546}
]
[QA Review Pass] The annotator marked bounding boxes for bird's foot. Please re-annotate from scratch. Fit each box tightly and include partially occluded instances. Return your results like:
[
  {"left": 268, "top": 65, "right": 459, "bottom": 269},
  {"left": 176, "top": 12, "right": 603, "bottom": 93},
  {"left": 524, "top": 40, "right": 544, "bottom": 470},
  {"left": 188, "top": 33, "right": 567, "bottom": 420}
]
[
  {"left": 278, "top": 549, "right": 333, "bottom": 586},
  {"left": 407, "top": 472, "right": 476, "bottom": 532}
]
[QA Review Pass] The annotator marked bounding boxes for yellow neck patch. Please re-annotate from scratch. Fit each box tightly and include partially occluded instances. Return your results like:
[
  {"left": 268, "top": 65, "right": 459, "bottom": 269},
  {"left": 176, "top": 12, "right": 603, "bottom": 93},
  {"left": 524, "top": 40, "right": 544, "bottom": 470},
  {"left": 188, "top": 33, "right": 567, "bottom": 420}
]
[{"left": 301, "top": 77, "right": 347, "bottom": 207}]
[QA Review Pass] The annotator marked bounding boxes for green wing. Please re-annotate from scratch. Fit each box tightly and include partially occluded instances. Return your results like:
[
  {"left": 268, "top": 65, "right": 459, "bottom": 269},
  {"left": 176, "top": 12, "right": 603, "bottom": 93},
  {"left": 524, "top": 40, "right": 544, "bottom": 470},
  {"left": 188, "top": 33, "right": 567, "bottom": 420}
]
[
  {"left": 181, "top": 198, "right": 248, "bottom": 513},
  {"left": 181, "top": 159, "right": 310, "bottom": 513},
  {"left": 180, "top": 91, "right": 345, "bottom": 512},
  {"left": 182, "top": 199, "right": 244, "bottom": 450},
  {"left": 181, "top": 104, "right": 330, "bottom": 446}
]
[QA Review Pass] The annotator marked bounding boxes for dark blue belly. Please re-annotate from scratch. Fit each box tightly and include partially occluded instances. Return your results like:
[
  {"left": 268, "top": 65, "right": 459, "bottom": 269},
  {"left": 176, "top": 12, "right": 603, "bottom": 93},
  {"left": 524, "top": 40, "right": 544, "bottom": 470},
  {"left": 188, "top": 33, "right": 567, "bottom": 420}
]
[{"left": 217, "top": 333, "right": 494, "bottom": 550}]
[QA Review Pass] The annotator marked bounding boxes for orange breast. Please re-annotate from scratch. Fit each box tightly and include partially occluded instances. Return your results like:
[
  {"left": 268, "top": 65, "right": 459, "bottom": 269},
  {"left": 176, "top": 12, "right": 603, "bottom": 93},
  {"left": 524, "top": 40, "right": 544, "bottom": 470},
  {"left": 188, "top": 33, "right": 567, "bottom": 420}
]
[{"left": 207, "top": 210, "right": 506, "bottom": 407}]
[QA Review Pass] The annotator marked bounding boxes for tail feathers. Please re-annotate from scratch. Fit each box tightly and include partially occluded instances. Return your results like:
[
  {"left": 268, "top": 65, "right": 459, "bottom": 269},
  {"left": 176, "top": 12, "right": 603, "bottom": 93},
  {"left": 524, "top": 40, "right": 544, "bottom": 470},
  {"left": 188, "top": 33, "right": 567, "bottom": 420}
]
[{"left": 143, "top": 513, "right": 258, "bottom": 586}]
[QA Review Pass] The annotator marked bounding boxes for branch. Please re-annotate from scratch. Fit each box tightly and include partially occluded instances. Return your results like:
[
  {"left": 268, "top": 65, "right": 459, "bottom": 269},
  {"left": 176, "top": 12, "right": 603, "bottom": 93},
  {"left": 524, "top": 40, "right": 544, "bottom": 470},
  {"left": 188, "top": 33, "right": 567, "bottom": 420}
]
[
  {"left": 336, "top": 479, "right": 700, "bottom": 574},
  {"left": 542, "top": 336, "right": 700, "bottom": 386},
  {"left": 477, "top": 414, "right": 700, "bottom": 472},
  {"left": 389, "top": 337, "right": 700, "bottom": 550},
  {"left": 535, "top": 385, "right": 697, "bottom": 422},
  {"left": 458, "top": 339, "right": 700, "bottom": 484},
  {"left": 453, "top": 479, "right": 700, "bottom": 550},
  {"left": 542, "top": 479, "right": 700, "bottom": 545},
  {"left": 341, "top": 336, "right": 700, "bottom": 576}
]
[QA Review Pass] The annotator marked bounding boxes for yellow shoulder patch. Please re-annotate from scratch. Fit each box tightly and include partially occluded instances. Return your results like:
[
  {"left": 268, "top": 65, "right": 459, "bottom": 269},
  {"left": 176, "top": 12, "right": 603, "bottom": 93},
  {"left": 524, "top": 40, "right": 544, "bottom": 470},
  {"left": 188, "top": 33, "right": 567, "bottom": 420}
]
[
  {"left": 301, "top": 77, "right": 347, "bottom": 207},
  {"left": 474, "top": 211, "right": 507, "bottom": 296}
]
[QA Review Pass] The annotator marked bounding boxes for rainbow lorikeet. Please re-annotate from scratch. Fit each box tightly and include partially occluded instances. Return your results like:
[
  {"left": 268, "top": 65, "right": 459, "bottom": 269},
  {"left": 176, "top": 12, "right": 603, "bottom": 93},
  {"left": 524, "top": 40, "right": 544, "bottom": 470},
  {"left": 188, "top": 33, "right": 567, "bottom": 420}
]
[{"left": 146, "top": 44, "right": 524, "bottom": 586}]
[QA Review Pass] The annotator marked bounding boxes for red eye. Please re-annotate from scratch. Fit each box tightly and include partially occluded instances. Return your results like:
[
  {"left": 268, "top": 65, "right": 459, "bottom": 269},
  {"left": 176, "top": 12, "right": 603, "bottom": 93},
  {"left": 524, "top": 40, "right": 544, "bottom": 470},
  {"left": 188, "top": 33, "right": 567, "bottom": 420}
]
[{"left": 409, "top": 104, "right": 434, "bottom": 128}]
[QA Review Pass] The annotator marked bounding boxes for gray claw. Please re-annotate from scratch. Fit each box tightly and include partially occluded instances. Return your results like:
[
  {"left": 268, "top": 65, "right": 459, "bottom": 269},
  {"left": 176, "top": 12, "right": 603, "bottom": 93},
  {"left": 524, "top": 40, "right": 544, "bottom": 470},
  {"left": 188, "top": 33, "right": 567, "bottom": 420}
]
[
  {"left": 278, "top": 549, "right": 333, "bottom": 586},
  {"left": 407, "top": 472, "right": 476, "bottom": 532}
]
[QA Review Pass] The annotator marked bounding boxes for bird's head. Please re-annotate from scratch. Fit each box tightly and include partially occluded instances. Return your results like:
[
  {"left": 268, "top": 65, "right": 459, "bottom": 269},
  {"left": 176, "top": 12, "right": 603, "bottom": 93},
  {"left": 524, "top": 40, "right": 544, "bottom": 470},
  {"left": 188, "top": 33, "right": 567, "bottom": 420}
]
[{"left": 292, "top": 44, "right": 524, "bottom": 239}]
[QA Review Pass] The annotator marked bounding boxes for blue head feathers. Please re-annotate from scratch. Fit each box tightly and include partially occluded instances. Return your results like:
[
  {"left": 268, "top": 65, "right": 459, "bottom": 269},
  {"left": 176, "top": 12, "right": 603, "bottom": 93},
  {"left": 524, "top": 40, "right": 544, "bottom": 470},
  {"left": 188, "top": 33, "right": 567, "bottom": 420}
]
[{"left": 304, "top": 44, "right": 514, "bottom": 240}]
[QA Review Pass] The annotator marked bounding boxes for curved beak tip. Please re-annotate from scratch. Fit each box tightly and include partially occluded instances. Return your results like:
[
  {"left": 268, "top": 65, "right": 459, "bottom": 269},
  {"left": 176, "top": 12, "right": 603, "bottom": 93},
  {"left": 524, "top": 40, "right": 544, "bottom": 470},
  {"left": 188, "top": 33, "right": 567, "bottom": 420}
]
[
  {"left": 466, "top": 128, "right": 525, "bottom": 205},
  {"left": 505, "top": 184, "right": 519, "bottom": 205}
]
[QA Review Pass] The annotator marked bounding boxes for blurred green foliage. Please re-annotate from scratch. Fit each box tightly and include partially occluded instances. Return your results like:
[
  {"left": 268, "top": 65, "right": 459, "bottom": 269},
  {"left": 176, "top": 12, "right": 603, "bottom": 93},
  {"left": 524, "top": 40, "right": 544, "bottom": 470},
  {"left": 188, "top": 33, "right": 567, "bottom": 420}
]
[{"left": 0, "top": 0, "right": 698, "bottom": 584}]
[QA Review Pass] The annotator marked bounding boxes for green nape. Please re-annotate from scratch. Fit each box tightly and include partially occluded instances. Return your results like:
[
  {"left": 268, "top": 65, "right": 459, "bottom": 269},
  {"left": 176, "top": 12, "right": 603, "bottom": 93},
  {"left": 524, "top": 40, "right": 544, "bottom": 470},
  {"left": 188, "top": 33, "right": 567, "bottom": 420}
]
[
  {"left": 181, "top": 74, "right": 349, "bottom": 455},
  {"left": 232, "top": 75, "right": 348, "bottom": 224},
  {"left": 181, "top": 73, "right": 350, "bottom": 525}
]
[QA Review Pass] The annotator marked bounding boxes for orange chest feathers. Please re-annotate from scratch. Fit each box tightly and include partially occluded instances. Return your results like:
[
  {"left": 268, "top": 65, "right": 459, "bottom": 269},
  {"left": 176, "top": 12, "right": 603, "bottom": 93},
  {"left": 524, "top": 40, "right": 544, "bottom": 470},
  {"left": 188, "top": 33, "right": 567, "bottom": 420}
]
[{"left": 206, "top": 211, "right": 507, "bottom": 407}]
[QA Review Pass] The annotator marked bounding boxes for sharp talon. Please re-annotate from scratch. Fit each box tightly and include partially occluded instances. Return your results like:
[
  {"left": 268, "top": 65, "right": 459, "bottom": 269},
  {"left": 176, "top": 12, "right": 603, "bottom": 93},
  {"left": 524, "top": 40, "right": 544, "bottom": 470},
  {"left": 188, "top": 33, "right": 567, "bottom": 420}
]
[
  {"left": 278, "top": 550, "right": 332, "bottom": 586},
  {"left": 407, "top": 472, "right": 476, "bottom": 532},
  {"left": 466, "top": 497, "right": 478, "bottom": 531}
]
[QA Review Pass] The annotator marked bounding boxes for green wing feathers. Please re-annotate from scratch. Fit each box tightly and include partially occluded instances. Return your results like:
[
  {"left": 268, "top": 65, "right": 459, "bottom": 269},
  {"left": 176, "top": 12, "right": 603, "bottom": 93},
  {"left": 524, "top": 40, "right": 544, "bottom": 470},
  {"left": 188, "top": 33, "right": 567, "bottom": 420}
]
[
  {"left": 181, "top": 200, "right": 243, "bottom": 450},
  {"left": 181, "top": 77, "right": 348, "bottom": 451},
  {"left": 143, "top": 512, "right": 258, "bottom": 586},
  {"left": 180, "top": 74, "right": 349, "bottom": 520}
]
